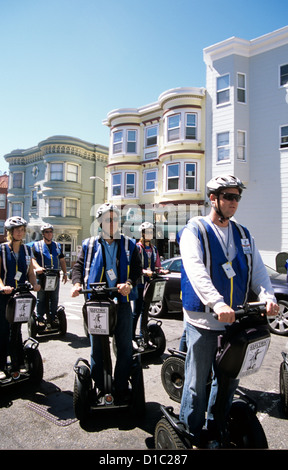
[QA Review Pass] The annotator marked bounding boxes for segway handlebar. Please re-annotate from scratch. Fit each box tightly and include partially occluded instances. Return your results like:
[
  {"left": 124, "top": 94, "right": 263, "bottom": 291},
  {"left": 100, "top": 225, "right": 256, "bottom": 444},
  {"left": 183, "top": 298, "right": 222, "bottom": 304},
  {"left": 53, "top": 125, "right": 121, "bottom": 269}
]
[
  {"left": 213, "top": 301, "right": 267, "bottom": 320},
  {"left": 0, "top": 281, "right": 33, "bottom": 295},
  {"left": 80, "top": 282, "right": 119, "bottom": 295}
]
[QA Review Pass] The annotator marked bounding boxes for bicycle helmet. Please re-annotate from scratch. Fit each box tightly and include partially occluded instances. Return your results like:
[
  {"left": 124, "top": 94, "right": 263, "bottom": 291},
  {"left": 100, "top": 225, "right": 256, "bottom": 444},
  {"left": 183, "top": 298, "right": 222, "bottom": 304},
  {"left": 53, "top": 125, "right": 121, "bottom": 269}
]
[
  {"left": 40, "top": 223, "right": 54, "bottom": 232},
  {"left": 96, "top": 203, "right": 120, "bottom": 219},
  {"left": 5, "top": 216, "right": 28, "bottom": 230},
  {"left": 139, "top": 222, "right": 154, "bottom": 231},
  {"left": 207, "top": 175, "right": 245, "bottom": 197}
]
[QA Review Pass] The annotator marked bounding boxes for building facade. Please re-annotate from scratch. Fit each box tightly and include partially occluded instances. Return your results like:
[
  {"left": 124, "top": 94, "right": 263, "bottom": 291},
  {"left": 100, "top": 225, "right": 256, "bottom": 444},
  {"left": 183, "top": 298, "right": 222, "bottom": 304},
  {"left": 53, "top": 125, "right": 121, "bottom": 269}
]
[
  {"left": 0, "top": 174, "right": 8, "bottom": 243},
  {"left": 4, "top": 135, "right": 108, "bottom": 267},
  {"left": 103, "top": 87, "right": 206, "bottom": 257},
  {"left": 204, "top": 26, "right": 288, "bottom": 266}
]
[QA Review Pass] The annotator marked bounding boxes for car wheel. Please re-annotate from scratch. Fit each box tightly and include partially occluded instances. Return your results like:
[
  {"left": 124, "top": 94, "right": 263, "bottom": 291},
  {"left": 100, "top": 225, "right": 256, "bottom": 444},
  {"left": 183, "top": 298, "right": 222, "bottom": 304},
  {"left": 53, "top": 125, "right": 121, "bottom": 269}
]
[
  {"left": 267, "top": 299, "right": 288, "bottom": 336},
  {"left": 148, "top": 299, "right": 167, "bottom": 318}
]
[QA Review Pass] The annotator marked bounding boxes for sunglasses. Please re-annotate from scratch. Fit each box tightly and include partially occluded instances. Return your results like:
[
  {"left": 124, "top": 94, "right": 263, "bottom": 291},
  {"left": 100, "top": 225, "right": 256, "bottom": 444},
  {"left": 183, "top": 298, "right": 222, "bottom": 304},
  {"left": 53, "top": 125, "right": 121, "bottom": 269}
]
[
  {"left": 220, "top": 192, "right": 241, "bottom": 202},
  {"left": 103, "top": 217, "right": 119, "bottom": 223}
]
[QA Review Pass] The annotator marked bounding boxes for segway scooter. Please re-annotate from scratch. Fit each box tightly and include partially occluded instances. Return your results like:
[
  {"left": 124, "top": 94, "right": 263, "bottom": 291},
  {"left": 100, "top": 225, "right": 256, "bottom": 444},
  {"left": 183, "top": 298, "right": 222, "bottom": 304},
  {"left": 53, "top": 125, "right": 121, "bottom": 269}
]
[
  {"left": 0, "top": 282, "right": 43, "bottom": 387},
  {"left": 155, "top": 302, "right": 270, "bottom": 449},
  {"left": 73, "top": 282, "right": 145, "bottom": 424},
  {"left": 280, "top": 351, "right": 288, "bottom": 416},
  {"left": 28, "top": 268, "right": 66, "bottom": 338}
]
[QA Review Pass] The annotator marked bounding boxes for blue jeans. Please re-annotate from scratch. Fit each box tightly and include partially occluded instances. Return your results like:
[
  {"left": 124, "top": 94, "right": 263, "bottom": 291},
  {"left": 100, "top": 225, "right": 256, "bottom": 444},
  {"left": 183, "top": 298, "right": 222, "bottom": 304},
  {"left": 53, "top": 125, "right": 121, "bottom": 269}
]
[
  {"left": 90, "top": 302, "right": 133, "bottom": 393},
  {"left": 179, "top": 321, "right": 239, "bottom": 443},
  {"left": 36, "top": 283, "right": 60, "bottom": 321}
]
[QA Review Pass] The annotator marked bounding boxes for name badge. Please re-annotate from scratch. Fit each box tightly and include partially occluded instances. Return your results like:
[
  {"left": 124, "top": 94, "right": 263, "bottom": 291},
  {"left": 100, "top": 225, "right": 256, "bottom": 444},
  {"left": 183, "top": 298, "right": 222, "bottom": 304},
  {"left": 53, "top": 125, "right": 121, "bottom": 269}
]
[
  {"left": 241, "top": 238, "right": 252, "bottom": 254},
  {"left": 14, "top": 271, "right": 22, "bottom": 281},
  {"left": 222, "top": 262, "right": 236, "bottom": 279},
  {"left": 107, "top": 268, "right": 117, "bottom": 281}
]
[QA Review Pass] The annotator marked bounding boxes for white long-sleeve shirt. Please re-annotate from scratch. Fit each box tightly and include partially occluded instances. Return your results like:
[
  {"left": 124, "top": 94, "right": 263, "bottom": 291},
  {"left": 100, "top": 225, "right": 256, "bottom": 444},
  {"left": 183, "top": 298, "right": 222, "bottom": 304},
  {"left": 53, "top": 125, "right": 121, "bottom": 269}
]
[{"left": 180, "top": 216, "right": 276, "bottom": 330}]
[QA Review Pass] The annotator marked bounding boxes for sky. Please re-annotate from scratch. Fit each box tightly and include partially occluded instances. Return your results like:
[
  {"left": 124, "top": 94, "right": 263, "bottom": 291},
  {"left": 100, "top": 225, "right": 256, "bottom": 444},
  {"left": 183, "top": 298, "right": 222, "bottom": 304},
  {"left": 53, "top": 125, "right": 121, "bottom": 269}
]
[{"left": 1, "top": 0, "right": 288, "bottom": 173}]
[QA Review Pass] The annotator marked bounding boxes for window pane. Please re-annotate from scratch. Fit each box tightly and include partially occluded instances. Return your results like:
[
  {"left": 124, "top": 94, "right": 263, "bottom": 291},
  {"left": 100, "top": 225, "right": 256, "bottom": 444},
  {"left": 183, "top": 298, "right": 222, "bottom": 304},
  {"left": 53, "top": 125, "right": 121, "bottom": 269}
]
[
  {"left": 185, "top": 163, "right": 196, "bottom": 190},
  {"left": 168, "top": 115, "right": 180, "bottom": 141},
  {"left": 12, "top": 173, "right": 23, "bottom": 188},
  {"left": 112, "top": 173, "right": 121, "bottom": 196},
  {"left": 217, "top": 74, "right": 229, "bottom": 90},
  {"left": 168, "top": 164, "right": 179, "bottom": 178},
  {"left": 50, "top": 163, "right": 63, "bottom": 180},
  {"left": 113, "top": 131, "right": 123, "bottom": 154},
  {"left": 217, "top": 132, "right": 230, "bottom": 161},
  {"left": 11, "top": 203, "right": 22, "bottom": 217},
  {"left": 49, "top": 199, "right": 62, "bottom": 216},
  {"left": 146, "top": 126, "right": 157, "bottom": 146},
  {"left": 66, "top": 199, "right": 77, "bottom": 217},
  {"left": 238, "top": 73, "right": 245, "bottom": 88},
  {"left": 126, "top": 173, "right": 135, "bottom": 196},
  {"left": 217, "top": 74, "right": 230, "bottom": 105},
  {"left": 67, "top": 164, "right": 78, "bottom": 182},
  {"left": 281, "top": 126, "right": 288, "bottom": 148},
  {"left": 280, "top": 64, "right": 288, "bottom": 86}
]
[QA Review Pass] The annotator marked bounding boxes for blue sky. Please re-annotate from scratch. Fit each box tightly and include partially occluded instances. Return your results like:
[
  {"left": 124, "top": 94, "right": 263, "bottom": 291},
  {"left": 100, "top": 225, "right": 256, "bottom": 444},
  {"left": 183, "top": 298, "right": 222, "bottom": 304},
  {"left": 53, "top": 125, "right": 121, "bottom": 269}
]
[{"left": 1, "top": 0, "right": 288, "bottom": 173}]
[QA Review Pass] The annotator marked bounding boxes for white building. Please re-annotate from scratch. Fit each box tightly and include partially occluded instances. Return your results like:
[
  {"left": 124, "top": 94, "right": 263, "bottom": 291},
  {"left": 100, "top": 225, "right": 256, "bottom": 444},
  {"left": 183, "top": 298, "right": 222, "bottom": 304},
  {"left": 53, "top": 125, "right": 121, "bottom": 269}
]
[{"left": 204, "top": 26, "right": 288, "bottom": 267}]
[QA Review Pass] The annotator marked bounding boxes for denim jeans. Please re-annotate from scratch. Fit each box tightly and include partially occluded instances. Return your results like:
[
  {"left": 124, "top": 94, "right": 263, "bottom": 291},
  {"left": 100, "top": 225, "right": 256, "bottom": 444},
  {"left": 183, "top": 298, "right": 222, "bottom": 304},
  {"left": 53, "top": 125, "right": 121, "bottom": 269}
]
[
  {"left": 179, "top": 321, "right": 238, "bottom": 443},
  {"left": 90, "top": 302, "right": 133, "bottom": 393},
  {"left": 36, "top": 283, "right": 60, "bottom": 321}
]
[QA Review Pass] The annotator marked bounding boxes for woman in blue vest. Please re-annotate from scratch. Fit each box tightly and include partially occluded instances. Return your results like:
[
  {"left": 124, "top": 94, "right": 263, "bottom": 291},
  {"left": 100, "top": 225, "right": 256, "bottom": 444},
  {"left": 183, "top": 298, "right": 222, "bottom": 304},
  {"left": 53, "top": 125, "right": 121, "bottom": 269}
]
[
  {"left": 132, "top": 222, "right": 162, "bottom": 348},
  {"left": 0, "top": 217, "right": 40, "bottom": 380},
  {"left": 179, "top": 175, "right": 279, "bottom": 448},
  {"left": 71, "top": 203, "right": 142, "bottom": 404},
  {"left": 32, "top": 223, "right": 67, "bottom": 327}
]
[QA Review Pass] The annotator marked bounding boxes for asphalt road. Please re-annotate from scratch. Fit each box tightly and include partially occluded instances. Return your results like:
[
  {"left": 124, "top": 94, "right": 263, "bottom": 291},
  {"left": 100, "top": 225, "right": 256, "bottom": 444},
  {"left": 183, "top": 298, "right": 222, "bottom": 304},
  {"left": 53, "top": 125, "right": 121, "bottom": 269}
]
[{"left": 0, "top": 280, "right": 288, "bottom": 452}]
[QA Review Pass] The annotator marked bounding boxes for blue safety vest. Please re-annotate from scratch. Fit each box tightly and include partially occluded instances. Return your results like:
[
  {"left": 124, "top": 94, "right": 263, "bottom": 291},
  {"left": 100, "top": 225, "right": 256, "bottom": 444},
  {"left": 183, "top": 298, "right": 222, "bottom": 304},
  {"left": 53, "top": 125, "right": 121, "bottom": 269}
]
[
  {"left": 33, "top": 240, "right": 61, "bottom": 269},
  {"left": 180, "top": 218, "right": 253, "bottom": 312},
  {"left": 83, "top": 235, "right": 137, "bottom": 303},
  {"left": 0, "top": 243, "right": 32, "bottom": 287}
]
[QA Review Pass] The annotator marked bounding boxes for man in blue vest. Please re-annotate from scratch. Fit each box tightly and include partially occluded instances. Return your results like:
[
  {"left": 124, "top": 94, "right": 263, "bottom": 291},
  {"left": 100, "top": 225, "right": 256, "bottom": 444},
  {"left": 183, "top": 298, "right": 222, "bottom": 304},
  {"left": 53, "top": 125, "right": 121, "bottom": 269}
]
[
  {"left": 71, "top": 203, "right": 142, "bottom": 404},
  {"left": 33, "top": 224, "right": 68, "bottom": 327},
  {"left": 179, "top": 174, "right": 279, "bottom": 447}
]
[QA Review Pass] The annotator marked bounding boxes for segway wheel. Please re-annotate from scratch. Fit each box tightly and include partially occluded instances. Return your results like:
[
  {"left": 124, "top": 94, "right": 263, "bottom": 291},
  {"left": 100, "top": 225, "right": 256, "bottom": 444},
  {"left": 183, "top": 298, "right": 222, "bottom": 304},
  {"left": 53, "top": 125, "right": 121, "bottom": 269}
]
[
  {"left": 25, "top": 348, "right": 44, "bottom": 385},
  {"left": 154, "top": 417, "right": 187, "bottom": 449},
  {"left": 228, "top": 400, "right": 268, "bottom": 448},
  {"left": 146, "top": 322, "right": 166, "bottom": 358},
  {"left": 28, "top": 314, "right": 38, "bottom": 339},
  {"left": 73, "top": 365, "right": 91, "bottom": 424},
  {"left": 280, "top": 361, "right": 288, "bottom": 416},
  {"left": 161, "top": 355, "right": 185, "bottom": 403},
  {"left": 57, "top": 306, "right": 67, "bottom": 336}
]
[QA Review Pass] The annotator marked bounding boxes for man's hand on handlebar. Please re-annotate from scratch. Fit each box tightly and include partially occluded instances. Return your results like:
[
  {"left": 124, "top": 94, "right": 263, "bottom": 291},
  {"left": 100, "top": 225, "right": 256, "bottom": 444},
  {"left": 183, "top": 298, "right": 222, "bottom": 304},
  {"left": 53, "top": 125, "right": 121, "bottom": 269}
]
[
  {"left": 265, "top": 300, "right": 280, "bottom": 317},
  {"left": 214, "top": 304, "right": 235, "bottom": 323},
  {"left": 71, "top": 283, "right": 82, "bottom": 297}
]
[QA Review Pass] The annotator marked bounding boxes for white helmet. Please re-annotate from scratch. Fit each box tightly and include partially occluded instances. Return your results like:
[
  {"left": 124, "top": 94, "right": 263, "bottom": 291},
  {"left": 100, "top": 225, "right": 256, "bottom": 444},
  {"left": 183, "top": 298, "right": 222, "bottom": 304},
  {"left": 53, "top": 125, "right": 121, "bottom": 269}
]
[
  {"left": 96, "top": 203, "right": 120, "bottom": 219},
  {"left": 41, "top": 223, "right": 54, "bottom": 232},
  {"left": 207, "top": 175, "right": 245, "bottom": 197},
  {"left": 5, "top": 216, "right": 27, "bottom": 230},
  {"left": 139, "top": 221, "right": 154, "bottom": 231}
]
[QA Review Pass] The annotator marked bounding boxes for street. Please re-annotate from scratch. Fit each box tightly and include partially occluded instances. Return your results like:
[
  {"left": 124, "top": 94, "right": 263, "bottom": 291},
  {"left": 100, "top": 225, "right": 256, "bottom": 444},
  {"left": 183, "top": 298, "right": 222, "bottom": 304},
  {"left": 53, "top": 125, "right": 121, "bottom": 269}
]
[{"left": 0, "top": 279, "right": 288, "bottom": 451}]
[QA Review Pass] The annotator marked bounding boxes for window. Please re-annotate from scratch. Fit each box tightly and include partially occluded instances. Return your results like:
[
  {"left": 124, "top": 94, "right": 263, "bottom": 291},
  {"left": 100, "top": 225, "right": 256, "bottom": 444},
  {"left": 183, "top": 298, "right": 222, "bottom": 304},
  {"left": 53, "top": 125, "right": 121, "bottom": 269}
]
[
  {"left": 217, "top": 74, "right": 230, "bottom": 105},
  {"left": 280, "top": 125, "right": 288, "bottom": 148},
  {"left": 12, "top": 172, "right": 23, "bottom": 188},
  {"left": 113, "top": 131, "right": 123, "bottom": 154},
  {"left": 11, "top": 203, "right": 22, "bottom": 217},
  {"left": 237, "top": 73, "right": 246, "bottom": 103},
  {"left": 144, "top": 170, "right": 157, "bottom": 192},
  {"left": 112, "top": 173, "right": 121, "bottom": 196},
  {"left": 125, "top": 173, "right": 136, "bottom": 197},
  {"left": 0, "top": 221, "right": 4, "bottom": 235},
  {"left": 145, "top": 126, "right": 158, "bottom": 147},
  {"left": 168, "top": 114, "right": 180, "bottom": 141},
  {"left": 0, "top": 194, "right": 6, "bottom": 209},
  {"left": 49, "top": 198, "right": 62, "bottom": 216},
  {"left": 280, "top": 64, "right": 288, "bottom": 87},
  {"left": 185, "top": 163, "right": 196, "bottom": 189},
  {"left": 167, "top": 163, "right": 179, "bottom": 190},
  {"left": 31, "top": 189, "right": 37, "bottom": 207},
  {"left": 67, "top": 163, "right": 79, "bottom": 182},
  {"left": 50, "top": 163, "right": 63, "bottom": 181},
  {"left": 66, "top": 198, "right": 78, "bottom": 217},
  {"left": 237, "top": 131, "right": 246, "bottom": 160},
  {"left": 127, "top": 130, "right": 137, "bottom": 153},
  {"left": 186, "top": 113, "right": 197, "bottom": 140},
  {"left": 217, "top": 132, "right": 230, "bottom": 161}
]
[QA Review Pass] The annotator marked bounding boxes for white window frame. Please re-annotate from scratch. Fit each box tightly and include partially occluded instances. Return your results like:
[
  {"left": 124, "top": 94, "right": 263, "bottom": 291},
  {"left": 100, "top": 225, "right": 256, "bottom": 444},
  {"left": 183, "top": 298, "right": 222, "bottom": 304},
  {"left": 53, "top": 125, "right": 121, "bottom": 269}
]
[
  {"left": 237, "top": 130, "right": 246, "bottom": 161},
  {"left": 144, "top": 124, "right": 158, "bottom": 160},
  {"left": 164, "top": 161, "right": 199, "bottom": 193},
  {"left": 112, "top": 173, "right": 122, "bottom": 197},
  {"left": 0, "top": 194, "right": 6, "bottom": 209},
  {"left": 216, "top": 74, "right": 230, "bottom": 105},
  {"left": 126, "top": 130, "right": 137, "bottom": 154},
  {"left": 125, "top": 172, "right": 136, "bottom": 197},
  {"left": 145, "top": 125, "right": 158, "bottom": 147},
  {"left": 10, "top": 202, "right": 23, "bottom": 217},
  {"left": 143, "top": 169, "right": 158, "bottom": 193},
  {"left": 217, "top": 132, "right": 230, "bottom": 162},
  {"left": 112, "top": 130, "right": 123, "bottom": 154},
  {"left": 65, "top": 198, "right": 79, "bottom": 217},
  {"left": 167, "top": 114, "right": 181, "bottom": 142},
  {"left": 66, "top": 163, "right": 80, "bottom": 183},
  {"left": 184, "top": 162, "right": 197, "bottom": 190},
  {"left": 237, "top": 73, "right": 246, "bottom": 103},
  {"left": 48, "top": 198, "right": 63, "bottom": 217},
  {"left": 50, "top": 162, "right": 64, "bottom": 181},
  {"left": 10, "top": 172, "right": 24, "bottom": 189}
]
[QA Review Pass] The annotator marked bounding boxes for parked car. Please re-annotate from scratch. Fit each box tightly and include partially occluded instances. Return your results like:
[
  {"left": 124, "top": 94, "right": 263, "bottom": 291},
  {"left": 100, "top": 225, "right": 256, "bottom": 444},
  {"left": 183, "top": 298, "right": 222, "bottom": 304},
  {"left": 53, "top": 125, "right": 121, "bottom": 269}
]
[{"left": 148, "top": 257, "right": 288, "bottom": 336}]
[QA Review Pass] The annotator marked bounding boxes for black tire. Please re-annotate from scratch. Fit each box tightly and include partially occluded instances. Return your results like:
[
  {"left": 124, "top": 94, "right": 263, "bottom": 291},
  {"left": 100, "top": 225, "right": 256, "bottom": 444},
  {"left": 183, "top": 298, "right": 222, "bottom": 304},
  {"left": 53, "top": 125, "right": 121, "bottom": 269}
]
[
  {"left": 154, "top": 417, "right": 188, "bottom": 449},
  {"left": 73, "top": 365, "right": 91, "bottom": 423},
  {"left": 280, "top": 361, "right": 288, "bottom": 416},
  {"left": 161, "top": 355, "right": 185, "bottom": 403},
  {"left": 28, "top": 314, "right": 38, "bottom": 339},
  {"left": 228, "top": 400, "right": 268, "bottom": 448},
  {"left": 268, "top": 299, "right": 288, "bottom": 336},
  {"left": 25, "top": 348, "right": 43, "bottom": 385},
  {"left": 130, "top": 357, "right": 146, "bottom": 418},
  {"left": 146, "top": 323, "right": 166, "bottom": 358},
  {"left": 57, "top": 306, "right": 67, "bottom": 336}
]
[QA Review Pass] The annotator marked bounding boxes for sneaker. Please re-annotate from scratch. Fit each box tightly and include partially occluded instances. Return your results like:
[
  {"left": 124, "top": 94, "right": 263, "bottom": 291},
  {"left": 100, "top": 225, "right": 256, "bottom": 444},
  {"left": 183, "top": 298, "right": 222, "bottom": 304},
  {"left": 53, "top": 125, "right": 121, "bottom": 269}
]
[{"left": 0, "top": 370, "right": 6, "bottom": 380}]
